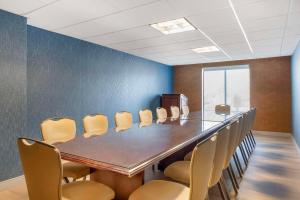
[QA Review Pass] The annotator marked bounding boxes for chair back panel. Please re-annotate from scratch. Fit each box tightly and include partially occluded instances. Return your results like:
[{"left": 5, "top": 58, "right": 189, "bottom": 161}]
[
  {"left": 170, "top": 106, "right": 180, "bottom": 118},
  {"left": 139, "top": 109, "right": 153, "bottom": 127},
  {"left": 18, "top": 138, "right": 62, "bottom": 200},
  {"left": 209, "top": 126, "right": 230, "bottom": 187},
  {"left": 115, "top": 112, "right": 133, "bottom": 132},
  {"left": 83, "top": 114, "right": 108, "bottom": 136},
  {"left": 189, "top": 135, "right": 217, "bottom": 200},
  {"left": 41, "top": 118, "right": 76, "bottom": 144},
  {"left": 156, "top": 107, "right": 167, "bottom": 119},
  {"left": 224, "top": 120, "right": 239, "bottom": 168},
  {"left": 215, "top": 104, "right": 231, "bottom": 114}
]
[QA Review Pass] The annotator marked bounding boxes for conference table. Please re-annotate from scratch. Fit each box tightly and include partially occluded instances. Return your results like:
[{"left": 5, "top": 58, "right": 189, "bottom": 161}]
[{"left": 56, "top": 110, "right": 245, "bottom": 200}]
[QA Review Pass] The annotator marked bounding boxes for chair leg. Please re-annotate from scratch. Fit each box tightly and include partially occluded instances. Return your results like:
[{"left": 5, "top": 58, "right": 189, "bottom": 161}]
[
  {"left": 246, "top": 134, "right": 254, "bottom": 151},
  {"left": 243, "top": 140, "right": 251, "bottom": 158},
  {"left": 64, "top": 177, "right": 69, "bottom": 183},
  {"left": 227, "top": 168, "right": 238, "bottom": 195},
  {"left": 221, "top": 176, "right": 231, "bottom": 200},
  {"left": 246, "top": 134, "right": 254, "bottom": 152},
  {"left": 229, "top": 163, "right": 240, "bottom": 189},
  {"left": 239, "top": 145, "right": 248, "bottom": 166},
  {"left": 250, "top": 130, "right": 256, "bottom": 145},
  {"left": 248, "top": 133, "right": 255, "bottom": 148},
  {"left": 233, "top": 152, "right": 244, "bottom": 176},
  {"left": 217, "top": 182, "right": 227, "bottom": 200}
]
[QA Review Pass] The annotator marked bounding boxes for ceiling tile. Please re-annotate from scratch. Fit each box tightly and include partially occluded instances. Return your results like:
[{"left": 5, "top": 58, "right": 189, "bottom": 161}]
[
  {"left": 87, "top": 25, "right": 162, "bottom": 45},
  {"left": 26, "top": 0, "right": 118, "bottom": 30},
  {"left": 235, "top": 0, "right": 289, "bottom": 21},
  {"left": 243, "top": 16, "right": 286, "bottom": 32},
  {"left": 187, "top": 8, "right": 241, "bottom": 34},
  {"left": 290, "top": 0, "right": 300, "bottom": 13},
  {"left": 247, "top": 29, "right": 284, "bottom": 41},
  {"left": 281, "top": 35, "right": 300, "bottom": 55},
  {"left": 0, "top": 0, "right": 46, "bottom": 15},
  {"left": 107, "top": 0, "right": 158, "bottom": 10},
  {"left": 57, "top": 1, "right": 180, "bottom": 39},
  {"left": 107, "top": 30, "right": 207, "bottom": 50},
  {"left": 166, "top": 0, "right": 229, "bottom": 16},
  {"left": 285, "top": 26, "right": 300, "bottom": 36},
  {"left": 287, "top": 11, "right": 300, "bottom": 26}
]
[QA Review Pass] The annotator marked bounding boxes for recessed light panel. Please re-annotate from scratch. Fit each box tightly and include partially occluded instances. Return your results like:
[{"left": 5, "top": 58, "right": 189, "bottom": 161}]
[
  {"left": 150, "top": 18, "right": 196, "bottom": 35},
  {"left": 192, "top": 46, "right": 220, "bottom": 53}
]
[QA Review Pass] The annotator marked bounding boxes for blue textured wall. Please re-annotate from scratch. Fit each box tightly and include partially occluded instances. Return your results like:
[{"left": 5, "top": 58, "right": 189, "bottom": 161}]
[
  {"left": 0, "top": 11, "right": 172, "bottom": 181},
  {"left": 0, "top": 10, "right": 27, "bottom": 180},
  {"left": 292, "top": 42, "right": 300, "bottom": 147},
  {"left": 27, "top": 26, "right": 173, "bottom": 137}
]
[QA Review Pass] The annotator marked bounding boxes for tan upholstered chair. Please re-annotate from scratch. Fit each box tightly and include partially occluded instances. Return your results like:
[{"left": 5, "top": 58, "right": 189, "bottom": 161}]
[
  {"left": 83, "top": 114, "right": 108, "bottom": 137},
  {"left": 182, "top": 105, "right": 190, "bottom": 116},
  {"left": 223, "top": 120, "right": 240, "bottom": 194},
  {"left": 115, "top": 111, "right": 133, "bottom": 132},
  {"left": 41, "top": 118, "right": 76, "bottom": 144},
  {"left": 18, "top": 138, "right": 115, "bottom": 200},
  {"left": 170, "top": 106, "right": 180, "bottom": 118},
  {"left": 164, "top": 126, "right": 230, "bottom": 199},
  {"left": 129, "top": 135, "right": 217, "bottom": 200},
  {"left": 215, "top": 104, "right": 231, "bottom": 114},
  {"left": 139, "top": 109, "right": 153, "bottom": 127},
  {"left": 41, "top": 118, "right": 90, "bottom": 182},
  {"left": 156, "top": 107, "right": 167, "bottom": 120}
]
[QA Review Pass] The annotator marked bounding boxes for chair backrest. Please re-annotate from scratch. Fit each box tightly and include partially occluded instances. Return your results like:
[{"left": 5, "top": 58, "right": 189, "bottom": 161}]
[
  {"left": 139, "top": 109, "right": 153, "bottom": 127},
  {"left": 18, "top": 138, "right": 62, "bottom": 200},
  {"left": 115, "top": 111, "right": 133, "bottom": 132},
  {"left": 182, "top": 105, "right": 190, "bottom": 116},
  {"left": 83, "top": 114, "right": 108, "bottom": 137},
  {"left": 209, "top": 126, "right": 230, "bottom": 187},
  {"left": 156, "top": 107, "right": 167, "bottom": 119},
  {"left": 41, "top": 118, "right": 76, "bottom": 144},
  {"left": 236, "top": 113, "right": 246, "bottom": 145},
  {"left": 215, "top": 104, "right": 230, "bottom": 114},
  {"left": 241, "top": 112, "right": 250, "bottom": 138},
  {"left": 249, "top": 108, "right": 256, "bottom": 130},
  {"left": 224, "top": 119, "right": 239, "bottom": 168},
  {"left": 170, "top": 106, "right": 180, "bottom": 118},
  {"left": 189, "top": 135, "right": 217, "bottom": 200}
]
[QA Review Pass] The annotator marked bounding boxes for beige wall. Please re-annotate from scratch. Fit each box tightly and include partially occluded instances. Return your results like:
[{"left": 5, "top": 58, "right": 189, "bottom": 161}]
[{"left": 174, "top": 56, "right": 291, "bottom": 133}]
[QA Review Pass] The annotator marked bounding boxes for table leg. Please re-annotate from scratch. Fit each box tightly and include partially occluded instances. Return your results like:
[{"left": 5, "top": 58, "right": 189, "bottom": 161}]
[{"left": 91, "top": 169, "right": 144, "bottom": 200}]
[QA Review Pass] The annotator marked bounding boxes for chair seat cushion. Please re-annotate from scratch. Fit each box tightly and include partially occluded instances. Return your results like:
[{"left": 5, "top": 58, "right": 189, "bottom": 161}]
[
  {"left": 129, "top": 180, "right": 189, "bottom": 200},
  {"left": 164, "top": 161, "right": 190, "bottom": 185},
  {"left": 184, "top": 151, "right": 192, "bottom": 161},
  {"left": 63, "top": 161, "right": 90, "bottom": 179},
  {"left": 62, "top": 181, "right": 115, "bottom": 200}
]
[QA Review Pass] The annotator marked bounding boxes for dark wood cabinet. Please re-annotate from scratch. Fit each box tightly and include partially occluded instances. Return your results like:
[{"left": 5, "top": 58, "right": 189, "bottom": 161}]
[{"left": 161, "top": 94, "right": 188, "bottom": 116}]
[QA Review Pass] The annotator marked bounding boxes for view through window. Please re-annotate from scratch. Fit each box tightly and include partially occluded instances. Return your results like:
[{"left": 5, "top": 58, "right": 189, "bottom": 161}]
[{"left": 202, "top": 65, "right": 250, "bottom": 112}]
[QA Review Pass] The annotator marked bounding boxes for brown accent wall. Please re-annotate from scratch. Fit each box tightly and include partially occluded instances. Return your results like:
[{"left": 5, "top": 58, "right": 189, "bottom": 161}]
[{"left": 174, "top": 56, "right": 291, "bottom": 133}]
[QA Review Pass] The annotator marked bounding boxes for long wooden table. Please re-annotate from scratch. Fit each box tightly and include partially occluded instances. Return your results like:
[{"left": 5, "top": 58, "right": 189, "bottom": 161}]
[{"left": 56, "top": 110, "right": 244, "bottom": 200}]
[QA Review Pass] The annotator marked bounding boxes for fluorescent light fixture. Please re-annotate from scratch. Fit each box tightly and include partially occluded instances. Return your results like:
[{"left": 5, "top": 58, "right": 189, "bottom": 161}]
[
  {"left": 192, "top": 46, "right": 220, "bottom": 53},
  {"left": 228, "top": 0, "right": 253, "bottom": 53},
  {"left": 150, "top": 18, "right": 196, "bottom": 35}
]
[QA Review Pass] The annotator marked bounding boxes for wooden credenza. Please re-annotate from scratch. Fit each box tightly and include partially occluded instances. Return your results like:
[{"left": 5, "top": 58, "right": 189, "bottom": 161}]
[{"left": 161, "top": 94, "right": 188, "bottom": 116}]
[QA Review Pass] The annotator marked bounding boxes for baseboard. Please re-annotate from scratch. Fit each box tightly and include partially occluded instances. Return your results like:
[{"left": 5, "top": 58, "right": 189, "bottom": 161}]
[
  {"left": 292, "top": 136, "right": 300, "bottom": 155},
  {"left": 253, "top": 130, "right": 291, "bottom": 134},
  {"left": 0, "top": 175, "right": 25, "bottom": 191}
]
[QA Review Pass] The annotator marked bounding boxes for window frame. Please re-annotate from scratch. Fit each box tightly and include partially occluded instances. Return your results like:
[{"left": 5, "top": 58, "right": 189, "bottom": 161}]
[{"left": 202, "top": 64, "right": 250, "bottom": 111}]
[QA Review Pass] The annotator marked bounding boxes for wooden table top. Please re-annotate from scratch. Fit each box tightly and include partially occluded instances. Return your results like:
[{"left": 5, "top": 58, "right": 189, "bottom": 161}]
[{"left": 56, "top": 110, "right": 243, "bottom": 177}]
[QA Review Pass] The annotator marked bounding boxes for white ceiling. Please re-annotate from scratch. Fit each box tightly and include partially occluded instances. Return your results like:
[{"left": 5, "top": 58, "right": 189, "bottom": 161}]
[{"left": 1, "top": 0, "right": 299, "bottom": 65}]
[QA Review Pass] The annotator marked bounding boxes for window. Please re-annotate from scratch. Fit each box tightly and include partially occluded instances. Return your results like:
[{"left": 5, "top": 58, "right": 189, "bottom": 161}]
[{"left": 202, "top": 65, "right": 250, "bottom": 112}]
